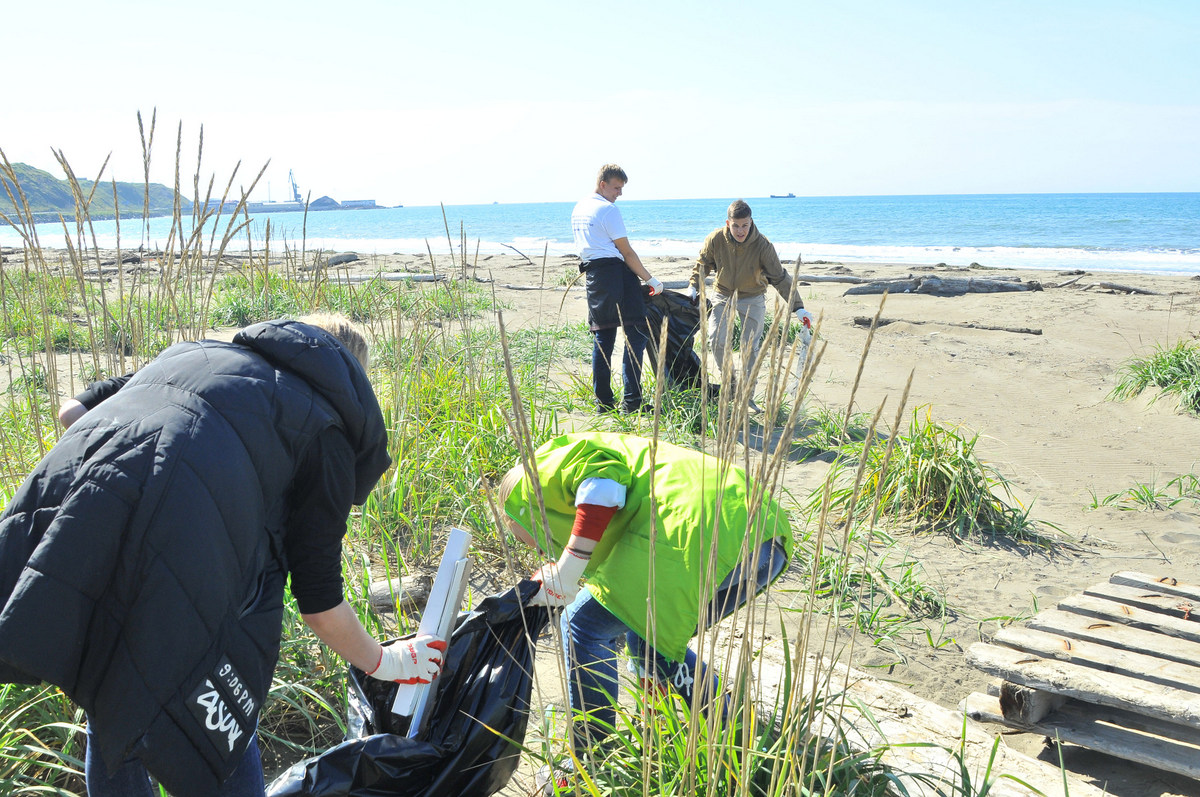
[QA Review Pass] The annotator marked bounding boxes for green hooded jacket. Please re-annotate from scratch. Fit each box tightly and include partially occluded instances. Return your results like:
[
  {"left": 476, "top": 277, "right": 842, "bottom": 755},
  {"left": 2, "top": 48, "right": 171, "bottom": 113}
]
[{"left": 503, "top": 432, "right": 793, "bottom": 660}]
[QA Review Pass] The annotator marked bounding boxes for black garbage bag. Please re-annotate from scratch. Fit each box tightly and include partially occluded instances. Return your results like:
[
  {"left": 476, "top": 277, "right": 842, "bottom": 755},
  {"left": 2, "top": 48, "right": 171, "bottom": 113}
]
[
  {"left": 267, "top": 582, "right": 549, "bottom": 797},
  {"left": 645, "top": 289, "right": 706, "bottom": 391}
]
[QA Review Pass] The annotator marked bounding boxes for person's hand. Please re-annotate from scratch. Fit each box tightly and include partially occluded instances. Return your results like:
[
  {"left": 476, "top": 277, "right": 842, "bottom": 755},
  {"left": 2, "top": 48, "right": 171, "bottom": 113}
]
[
  {"left": 644, "top": 276, "right": 664, "bottom": 297},
  {"left": 368, "top": 635, "right": 448, "bottom": 684},
  {"left": 687, "top": 286, "right": 699, "bottom": 307},
  {"left": 527, "top": 550, "right": 588, "bottom": 607}
]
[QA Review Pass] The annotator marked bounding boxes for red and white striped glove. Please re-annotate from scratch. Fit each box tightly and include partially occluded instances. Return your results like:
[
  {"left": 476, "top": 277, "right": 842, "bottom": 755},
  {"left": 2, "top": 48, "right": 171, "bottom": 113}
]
[{"left": 368, "top": 634, "right": 448, "bottom": 684}]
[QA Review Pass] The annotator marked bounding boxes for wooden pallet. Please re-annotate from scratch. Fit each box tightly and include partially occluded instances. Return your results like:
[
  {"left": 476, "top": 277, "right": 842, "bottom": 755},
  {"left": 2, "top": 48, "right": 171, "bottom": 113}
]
[{"left": 962, "top": 571, "right": 1200, "bottom": 780}]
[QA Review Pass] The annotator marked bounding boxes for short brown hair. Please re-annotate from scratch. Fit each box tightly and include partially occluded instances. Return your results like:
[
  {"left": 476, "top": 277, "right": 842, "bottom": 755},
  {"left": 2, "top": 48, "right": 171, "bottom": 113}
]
[
  {"left": 597, "top": 164, "right": 628, "bottom": 185},
  {"left": 299, "top": 312, "right": 370, "bottom": 371},
  {"left": 727, "top": 199, "right": 752, "bottom": 220}
]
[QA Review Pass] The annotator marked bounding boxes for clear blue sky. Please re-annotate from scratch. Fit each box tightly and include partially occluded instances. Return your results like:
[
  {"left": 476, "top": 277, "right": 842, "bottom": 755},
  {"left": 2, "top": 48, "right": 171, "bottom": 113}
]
[{"left": 3, "top": 0, "right": 1197, "bottom": 206}]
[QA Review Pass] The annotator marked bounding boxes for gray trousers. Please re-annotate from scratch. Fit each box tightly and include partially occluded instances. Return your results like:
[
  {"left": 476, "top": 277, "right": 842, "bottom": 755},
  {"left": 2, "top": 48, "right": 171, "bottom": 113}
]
[{"left": 708, "top": 292, "right": 767, "bottom": 380}]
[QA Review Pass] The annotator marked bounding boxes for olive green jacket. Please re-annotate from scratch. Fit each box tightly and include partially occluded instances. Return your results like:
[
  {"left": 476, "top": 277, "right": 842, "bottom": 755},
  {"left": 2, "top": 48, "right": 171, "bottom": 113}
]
[
  {"left": 503, "top": 432, "right": 793, "bottom": 660},
  {"left": 689, "top": 222, "right": 804, "bottom": 310}
]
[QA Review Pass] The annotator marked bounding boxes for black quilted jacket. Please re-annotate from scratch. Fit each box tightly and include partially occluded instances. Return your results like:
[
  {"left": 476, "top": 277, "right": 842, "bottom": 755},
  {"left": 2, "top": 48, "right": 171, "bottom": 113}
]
[{"left": 0, "top": 319, "right": 389, "bottom": 797}]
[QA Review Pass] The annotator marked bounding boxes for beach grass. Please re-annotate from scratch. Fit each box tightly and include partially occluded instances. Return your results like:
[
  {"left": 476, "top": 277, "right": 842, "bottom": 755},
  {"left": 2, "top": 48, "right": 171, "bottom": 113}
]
[
  {"left": 809, "top": 405, "right": 1046, "bottom": 543},
  {"left": 0, "top": 150, "right": 1058, "bottom": 796},
  {"left": 0, "top": 682, "right": 85, "bottom": 794},
  {"left": 1111, "top": 339, "right": 1200, "bottom": 415},
  {"left": 1088, "top": 471, "right": 1200, "bottom": 511}
]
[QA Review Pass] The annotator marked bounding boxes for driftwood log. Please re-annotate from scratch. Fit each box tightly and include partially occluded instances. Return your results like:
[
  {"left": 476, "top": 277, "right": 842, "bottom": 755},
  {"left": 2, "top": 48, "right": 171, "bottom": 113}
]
[
  {"left": 98, "top": 254, "right": 143, "bottom": 266},
  {"left": 501, "top": 242, "right": 536, "bottom": 266},
  {"left": 326, "top": 252, "right": 362, "bottom": 267},
  {"left": 845, "top": 276, "right": 1042, "bottom": 297},
  {"left": 337, "top": 272, "right": 446, "bottom": 284},
  {"left": 1083, "top": 281, "right": 1162, "bottom": 295},
  {"left": 789, "top": 273, "right": 892, "bottom": 284},
  {"left": 366, "top": 574, "right": 433, "bottom": 615},
  {"left": 853, "top": 316, "right": 1042, "bottom": 335}
]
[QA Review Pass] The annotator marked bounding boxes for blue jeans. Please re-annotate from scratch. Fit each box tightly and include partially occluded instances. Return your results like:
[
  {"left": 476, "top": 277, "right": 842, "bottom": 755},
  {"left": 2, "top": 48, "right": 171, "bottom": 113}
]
[
  {"left": 592, "top": 324, "right": 649, "bottom": 411},
  {"left": 561, "top": 539, "right": 787, "bottom": 753},
  {"left": 85, "top": 718, "right": 265, "bottom": 797}
]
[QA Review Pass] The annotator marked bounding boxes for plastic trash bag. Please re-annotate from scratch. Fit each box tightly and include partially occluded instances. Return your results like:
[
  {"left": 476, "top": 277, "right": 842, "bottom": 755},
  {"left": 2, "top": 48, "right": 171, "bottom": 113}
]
[
  {"left": 645, "top": 289, "right": 707, "bottom": 391},
  {"left": 268, "top": 582, "right": 549, "bottom": 797}
]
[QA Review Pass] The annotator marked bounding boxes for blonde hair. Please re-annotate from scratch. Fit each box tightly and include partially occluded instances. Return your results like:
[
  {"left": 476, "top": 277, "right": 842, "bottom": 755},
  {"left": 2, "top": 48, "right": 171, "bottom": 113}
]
[
  {"left": 596, "top": 164, "right": 628, "bottom": 186},
  {"left": 498, "top": 463, "right": 525, "bottom": 508},
  {"left": 298, "top": 312, "right": 370, "bottom": 370}
]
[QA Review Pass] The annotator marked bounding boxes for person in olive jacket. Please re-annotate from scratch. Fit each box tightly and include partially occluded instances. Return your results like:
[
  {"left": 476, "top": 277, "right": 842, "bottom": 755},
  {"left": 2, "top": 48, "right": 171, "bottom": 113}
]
[
  {"left": 0, "top": 314, "right": 445, "bottom": 797},
  {"left": 688, "top": 199, "right": 814, "bottom": 405}
]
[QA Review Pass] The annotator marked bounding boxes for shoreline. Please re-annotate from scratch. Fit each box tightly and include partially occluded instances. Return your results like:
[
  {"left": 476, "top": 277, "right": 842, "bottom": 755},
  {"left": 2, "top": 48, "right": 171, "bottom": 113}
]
[
  {"left": 4, "top": 190, "right": 1198, "bottom": 277},
  {"left": 4, "top": 245, "right": 1197, "bottom": 293}
]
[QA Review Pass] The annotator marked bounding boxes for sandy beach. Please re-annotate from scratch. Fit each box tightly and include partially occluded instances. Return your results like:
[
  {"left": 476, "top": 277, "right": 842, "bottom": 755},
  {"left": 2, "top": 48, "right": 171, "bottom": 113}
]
[
  {"left": 428, "top": 250, "right": 1200, "bottom": 797},
  {"left": 12, "top": 245, "right": 1200, "bottom": 794}
]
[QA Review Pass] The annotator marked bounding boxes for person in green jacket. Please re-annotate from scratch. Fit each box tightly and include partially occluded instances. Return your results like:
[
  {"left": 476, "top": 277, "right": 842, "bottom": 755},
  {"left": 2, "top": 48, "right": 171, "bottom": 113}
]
[
  {"left": 499, "top": 432, "right": 793, "bottom": 764},
  {"left": 688, "top": 199, "right": 814, "bottom": 408}
]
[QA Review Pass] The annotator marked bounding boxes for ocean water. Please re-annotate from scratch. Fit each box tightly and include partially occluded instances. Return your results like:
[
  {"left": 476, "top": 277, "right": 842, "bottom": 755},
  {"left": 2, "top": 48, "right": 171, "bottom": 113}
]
[{"left": 5, "top": 193, "right": 1198, "bottom": 276}]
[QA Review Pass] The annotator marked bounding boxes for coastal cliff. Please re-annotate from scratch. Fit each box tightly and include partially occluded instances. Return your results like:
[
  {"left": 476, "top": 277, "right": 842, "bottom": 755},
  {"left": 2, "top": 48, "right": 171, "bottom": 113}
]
[{"left": 0, "top": 162, "right": 186, "bottom": 222}]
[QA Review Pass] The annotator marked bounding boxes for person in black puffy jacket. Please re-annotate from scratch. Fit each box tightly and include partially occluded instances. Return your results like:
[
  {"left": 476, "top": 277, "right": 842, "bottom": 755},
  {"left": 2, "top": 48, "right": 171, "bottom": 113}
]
[{"left": 0, "top": 314, "right": 445, "bottom": 797}]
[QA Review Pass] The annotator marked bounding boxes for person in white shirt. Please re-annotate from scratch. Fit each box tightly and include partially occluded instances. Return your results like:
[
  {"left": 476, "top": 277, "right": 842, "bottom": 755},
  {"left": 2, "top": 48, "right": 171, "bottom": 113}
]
[{"left": 570, "top": 164, "right": 663, "bottom": 414}]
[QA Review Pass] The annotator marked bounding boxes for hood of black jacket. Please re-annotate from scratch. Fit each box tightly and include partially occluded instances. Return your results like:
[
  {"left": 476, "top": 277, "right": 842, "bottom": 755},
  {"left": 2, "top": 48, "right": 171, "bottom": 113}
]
[{"left": 234, "top": 319, "right": 390, "bottom": 504}]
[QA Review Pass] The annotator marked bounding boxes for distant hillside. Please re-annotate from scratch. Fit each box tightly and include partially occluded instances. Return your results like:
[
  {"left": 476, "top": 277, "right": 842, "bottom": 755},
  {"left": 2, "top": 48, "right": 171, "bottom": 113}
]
[{"left": 0, "top": 162, "right": 189, "bottom": 222}]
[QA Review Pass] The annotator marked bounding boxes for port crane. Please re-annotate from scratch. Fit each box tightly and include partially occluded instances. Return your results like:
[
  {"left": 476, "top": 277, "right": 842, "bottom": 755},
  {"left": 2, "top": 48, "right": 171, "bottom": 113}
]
[{"left": 288, "top": 170, "right": 302, "bottom": 204}]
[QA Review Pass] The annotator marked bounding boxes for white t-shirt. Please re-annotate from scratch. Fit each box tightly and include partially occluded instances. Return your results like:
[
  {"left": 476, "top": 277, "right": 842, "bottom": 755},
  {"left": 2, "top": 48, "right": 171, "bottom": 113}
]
[{"left": 571, "top": 193, "right": 628, "bottom": 262}]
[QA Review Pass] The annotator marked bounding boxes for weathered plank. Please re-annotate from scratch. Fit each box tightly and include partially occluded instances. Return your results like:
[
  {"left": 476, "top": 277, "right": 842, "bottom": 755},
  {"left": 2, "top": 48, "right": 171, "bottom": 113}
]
[
  {"left": 1080, "top": 581, "right": 1199, "bottom": 624},
  {"left": 965, "top": 642, "right": 1200, "bottom": 727},
  {"left": 1025, "top": 608, "right": 1200, "bottom": 668},
  {"left": 961, "top": 693, "right": 1200, "bottom": 780},
  {"left": 992, "top": 624, "right": 1200, "bottom": 694},
  {"left": 1056, "top": 594, "right": 1200, "bottom": 644},
  {"left": 749, "top": 646, "right": 1109, "bottom": 797},
  {"left": 1110, "top": 570, "right": 1200, "bottom": 603}
]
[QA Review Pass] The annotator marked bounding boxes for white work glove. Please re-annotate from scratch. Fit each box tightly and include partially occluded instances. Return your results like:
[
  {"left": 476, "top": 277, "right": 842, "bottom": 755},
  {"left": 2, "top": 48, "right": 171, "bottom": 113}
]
[
  {"left": 687, "top": 285, "right": 699, "bottom": 307},
  {"left": 368, "top": 634, "right": 448, "bottom": 684},
  {"left": 794, "top": 308, "right": 814, "bottom": 346},
  {"left": 527, "top": 548, "right": 590, "bottom": 607},
  {"left": 644, "top": 276, "right": 664, "bottom": 297}
]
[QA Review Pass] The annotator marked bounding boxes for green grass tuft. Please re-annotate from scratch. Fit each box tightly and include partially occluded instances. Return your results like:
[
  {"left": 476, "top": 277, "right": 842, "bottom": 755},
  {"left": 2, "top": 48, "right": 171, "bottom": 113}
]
[
  {"left": 811, "top": 406, "right": 1045, "bottom": 542},
  {"left": 1111, "top": 340, "right": 1200, "bottom": 415}
]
